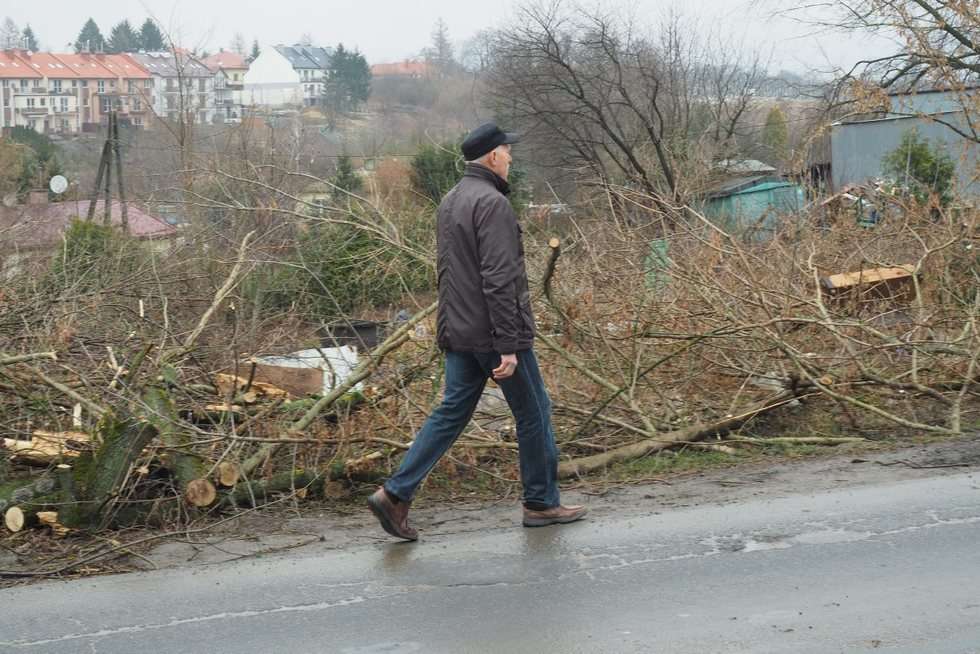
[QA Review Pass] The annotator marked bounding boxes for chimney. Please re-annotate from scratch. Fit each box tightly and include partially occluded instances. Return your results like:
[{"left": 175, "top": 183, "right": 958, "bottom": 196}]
[{"left": 27, "top": 191, "right": 49, "bottom": 205}]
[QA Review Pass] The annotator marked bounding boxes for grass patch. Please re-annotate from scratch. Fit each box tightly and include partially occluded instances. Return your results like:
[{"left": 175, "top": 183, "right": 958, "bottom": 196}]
[{"left": 607, "top": 448, "right": 743, "bottom": 480}]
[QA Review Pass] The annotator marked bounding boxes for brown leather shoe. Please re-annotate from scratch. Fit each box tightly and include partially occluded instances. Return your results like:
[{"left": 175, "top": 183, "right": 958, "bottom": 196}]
[
  {"left": 367, "top": 487, "right": 418, "bottom": 541},
  {"left": 523, "top": 504, "right": 588, "bottom": 528}
]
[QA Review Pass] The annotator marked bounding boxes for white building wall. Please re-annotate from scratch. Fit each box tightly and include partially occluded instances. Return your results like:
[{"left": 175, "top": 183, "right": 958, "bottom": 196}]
[{"left": 243, "top": 48, "right": 302, "bottom": 106}]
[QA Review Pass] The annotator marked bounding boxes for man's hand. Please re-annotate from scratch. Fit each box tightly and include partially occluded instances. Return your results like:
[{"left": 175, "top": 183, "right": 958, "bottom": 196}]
[{"left": 493, "top": 353, "right": 518, "bottom": 380}]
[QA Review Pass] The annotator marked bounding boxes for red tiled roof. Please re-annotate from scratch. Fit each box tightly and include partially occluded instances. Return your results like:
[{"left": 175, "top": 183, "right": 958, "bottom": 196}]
[
  {"left": 371, "top": 61, "right": 430, "bottom": 77},
  {"left": 202, "top": 51, "right": 248, "bottom": 72},
  {"left": 8, "top": 51, "right": 83, "bottom": 79},
  {"left": 0, "top": 201, "right": 177, "bottom": 251},
  {"left": 96, "top": 54, "right": 152, "bottom": 79},
  {"left": 0, "top": 50, "right": 43, "bottom": 79},
  {"left": 46, "top": 53, "right": 118, "bottom": 79}
]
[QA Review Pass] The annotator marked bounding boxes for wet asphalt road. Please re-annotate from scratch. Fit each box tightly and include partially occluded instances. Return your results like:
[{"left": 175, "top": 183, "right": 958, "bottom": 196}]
[{"left": 3, "top": 471, "right": 980, "bottom": 654}]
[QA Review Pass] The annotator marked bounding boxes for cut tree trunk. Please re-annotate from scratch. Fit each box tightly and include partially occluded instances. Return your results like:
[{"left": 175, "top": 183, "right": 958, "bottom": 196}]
[
  {"left": 65, "top": 414, "right": 159, "bottom": 529},
  {"left": 3, "top": 431, "right": 90, "bottom": 465},
  {"left": 144, "top": 385, "right": 210, "bottom": 504},
  {"left": 185, "top": 478, "right": 217, "bottom": 507},
  {"left": 216, "top": 462, "right": 241, "bottom": 488}
]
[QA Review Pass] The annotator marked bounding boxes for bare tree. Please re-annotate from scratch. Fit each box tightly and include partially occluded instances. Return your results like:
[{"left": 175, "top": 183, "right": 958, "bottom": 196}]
[
  {"left": 485, "top": 1, "right": 766, "bottom": 212},
  {"left": 0, "top": 16, "right": 21, "bottom": 49}
]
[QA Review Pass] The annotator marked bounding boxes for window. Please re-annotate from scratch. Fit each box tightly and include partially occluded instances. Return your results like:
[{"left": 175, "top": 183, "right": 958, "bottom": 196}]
[
  {"left": 20, "top": 79, "right": 28, "bottom": 90},
  {"left": 60, "top": 98, "right": 68, "bottom": 112},
  {"left": 198, "top": 78, "right": 206, "bottom": 92},
  {"left": 166, "top": 97, "right": 175, "bottom": 110},
  {"left": 97, "top": 80, "right": 105, "bottom": 93},
  {"left": 101, "top": 97, "right": 112, "bottom": 113},
  {"left": 109, "top": 80, "right": 115, "bottom": 88},
  {"left": 61, "top": 119, "right": 70, "bottom": 131},
  {"left": 39, "top": 98, "right": 46, "bottom": 107},
  {"left": 26, "top": 98, "right": 35, "bottom": 108},
  {"left": 145, "top": 79, "right": 152, "bottom": 89},
  {"left": 80, "top": 80, "right": 88, "bottom": 88},
  {"left": 71, "top": 80, "right": 77, "bottom": 88},
  {"left": 53, "top": 80, "right": 62, "bottom": 92},
  {"left": 233, "top": 73, "right": 239, "bottom": 81},
  {"left": 199, "top": 110, "right": 207, "bottom": 124},
  {"left": 133, "top": 116, "right": 143, "bottom": 127},
  {"left": 132, "top": 97, "right": 141, "bottom": 111},
  {"left": 198, "top": 94, "right": 206, "bottom": 107},
  {"left": 27, "top": 119, "right": 36, "bottom": 129},
  {"left": 128, "top": 80, "right": 135, "bottom": 93}
]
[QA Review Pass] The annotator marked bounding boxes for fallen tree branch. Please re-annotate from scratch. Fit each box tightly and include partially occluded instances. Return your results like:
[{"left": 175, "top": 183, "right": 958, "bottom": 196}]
[
  {"left": 557, "top": 389, "right": 805, "bottom": 479},
  {"left": 0, "top": 352, "right": 57, "bottom": 366}
]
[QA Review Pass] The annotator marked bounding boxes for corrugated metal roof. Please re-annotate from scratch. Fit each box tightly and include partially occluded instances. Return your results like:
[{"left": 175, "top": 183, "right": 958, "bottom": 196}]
[{"left": 705, "top": 175, "right": 794, "bottom": 199}]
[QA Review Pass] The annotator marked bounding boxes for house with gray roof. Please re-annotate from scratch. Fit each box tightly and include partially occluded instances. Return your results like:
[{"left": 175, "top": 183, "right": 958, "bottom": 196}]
[{"left": 128, "top": 51, "right": 217, "bottom": 125}]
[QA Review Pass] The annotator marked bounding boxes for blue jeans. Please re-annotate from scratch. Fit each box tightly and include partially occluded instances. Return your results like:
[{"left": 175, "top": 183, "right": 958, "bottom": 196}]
[{"left": 384, "top": 349, "right": 561, "bottom": 510}]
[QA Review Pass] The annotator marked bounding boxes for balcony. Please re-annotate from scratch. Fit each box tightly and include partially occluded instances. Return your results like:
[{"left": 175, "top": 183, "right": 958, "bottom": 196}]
[{"left": 18, "top": 106, "right": 49, "bottom": 115}]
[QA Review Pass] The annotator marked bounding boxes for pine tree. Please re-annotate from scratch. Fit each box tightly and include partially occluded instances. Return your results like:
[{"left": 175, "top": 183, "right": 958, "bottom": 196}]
[
  {"left": 249, "top": 39, "right": 261, "bottom": 62},
  {"left": 761, "top": 106, "right": 789, "bottom": 166},
  {"left": 323, "top": 44, "right": 371, "bottom": 113},
  {"left": 138, "top": 18, "right": 165, "bottom": 51},
  {"left": 21, "top": 24, "right": 38, "bottom": 51},
  {"left": 427, "top": 18, "right": 455, "bottom": 76},
  {"left": 230, "top": 32, "right": 246, "bottom": 56},
  {"left": 74, "top": 18, "right": 105, "bottom": 53},
  {"left": 107, "top": 20, "right": 139, "bottom": 53},
  {"left": 331, "top": 154, "right": 363, "bottom": 201},
  {"left": 0, "top": 17, "right": 20, "bottom": 49}
]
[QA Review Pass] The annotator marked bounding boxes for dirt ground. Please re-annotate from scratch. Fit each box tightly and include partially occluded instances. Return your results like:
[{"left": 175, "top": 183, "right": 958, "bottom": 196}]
[{"left": 108, "top": 432, "right": 980, "bottom": 572}]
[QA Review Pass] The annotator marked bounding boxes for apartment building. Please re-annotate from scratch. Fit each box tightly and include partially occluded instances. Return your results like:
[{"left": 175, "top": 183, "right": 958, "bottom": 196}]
[
  {"left": 0, "top": 50, "right": 154, "bottom": 134},
  {"left": 128, "top": 51, "right": 217, "bottom": 125}
]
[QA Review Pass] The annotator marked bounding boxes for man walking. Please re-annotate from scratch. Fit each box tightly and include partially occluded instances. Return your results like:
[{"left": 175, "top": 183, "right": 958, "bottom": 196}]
[{"left": 368, "top": 123, "right": 587, "bottom": 541}]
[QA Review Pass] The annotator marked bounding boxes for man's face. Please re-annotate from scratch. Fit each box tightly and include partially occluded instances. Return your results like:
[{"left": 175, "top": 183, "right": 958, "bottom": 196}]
[{"left": 488, "top": 144, "right": 513, "bottom": 181}]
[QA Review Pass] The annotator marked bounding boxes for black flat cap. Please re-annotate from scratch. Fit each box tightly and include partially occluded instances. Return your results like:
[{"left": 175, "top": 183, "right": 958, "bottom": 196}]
[{"left": 461, "top": 122, "right": 520, "bottom": 161}]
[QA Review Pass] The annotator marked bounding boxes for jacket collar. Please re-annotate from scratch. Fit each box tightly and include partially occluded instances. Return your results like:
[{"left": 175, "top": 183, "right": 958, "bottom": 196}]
[{"left": 464, "top": 162, "right": 511, "bottom": 196}]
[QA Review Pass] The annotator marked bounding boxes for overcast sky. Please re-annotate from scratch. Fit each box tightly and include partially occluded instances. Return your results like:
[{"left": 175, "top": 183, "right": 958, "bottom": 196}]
[{"left": 7, "top": 0, "right": 896, "bottom": 75}]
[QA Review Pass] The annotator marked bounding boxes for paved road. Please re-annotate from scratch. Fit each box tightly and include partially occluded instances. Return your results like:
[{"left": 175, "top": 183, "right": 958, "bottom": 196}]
[{"left": 3, "top": 471, "right": 980, "bottom": 653}]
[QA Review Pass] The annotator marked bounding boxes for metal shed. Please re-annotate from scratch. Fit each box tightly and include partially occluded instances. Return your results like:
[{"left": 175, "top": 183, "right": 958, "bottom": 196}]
[{"left": 701, "top": 175, "right": 805, "bottom": 240}]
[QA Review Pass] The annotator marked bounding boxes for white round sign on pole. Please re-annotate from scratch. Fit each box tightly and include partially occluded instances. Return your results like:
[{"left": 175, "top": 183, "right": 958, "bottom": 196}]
[{"left": 49, "top": 175, "right": 69, "bottom": 195}]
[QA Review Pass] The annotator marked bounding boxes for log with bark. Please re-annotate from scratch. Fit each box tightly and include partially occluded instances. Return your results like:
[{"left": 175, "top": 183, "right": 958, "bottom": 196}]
[
  {"left": 143, "top": 385, "right": 216, "bottom": 508},
  {"left": 557, "top": 390, "right": 805, "bottom": 479},
  {"left": 3, "top": 431, "right": 91, "bottom": 465}
]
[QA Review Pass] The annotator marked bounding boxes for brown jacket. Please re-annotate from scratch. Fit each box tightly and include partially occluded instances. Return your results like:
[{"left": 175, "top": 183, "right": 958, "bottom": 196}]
[{"left": 435, "top": 163, "right": 534, "bottom": 353}]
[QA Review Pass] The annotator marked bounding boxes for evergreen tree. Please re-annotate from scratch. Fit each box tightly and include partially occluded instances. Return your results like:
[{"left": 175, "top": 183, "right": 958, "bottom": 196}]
[
  {"left": 426, "top": 18, "right": 455, "bottom": 76},
  {"left": 410, "top": 142, "right": 463, "bottom": 203},
  {"left": 322, "top": 43, "right": 371, "bottom": 114},
  {"left": 331, "top": 154, "right": 363, "bottom": 201},
  {"left": 0, "top": 17, "right": 20, "bottom": 49},
  {"left": 74, "top": 18, "right": 105, "bottom": 53},
  {"left": 106, "top": 20, "right": 139, "bottom": 53},
  {"left": 230, "top": 32, "right": 246, "bottom": 56},
  {"left": 138, "top": 18, "right": 165, "bottom": 51},
  {"left": 249, "top": 39, "right": 261, "bottom": 62},
  {"left": 882, "top": 129, "right": 956, "bottom": 207},
  {"left": 761, "top": 106, "right": 789, "bottom": 166},
  {"left": 22, "top": 24, "right": 38, "bottom": 51}
]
